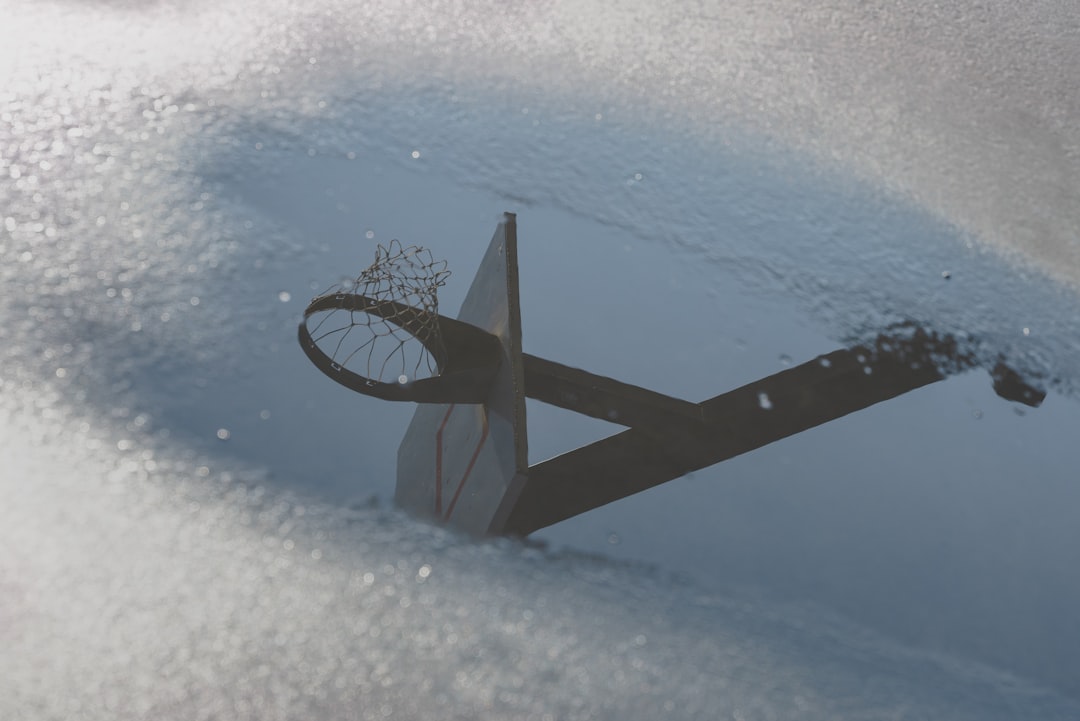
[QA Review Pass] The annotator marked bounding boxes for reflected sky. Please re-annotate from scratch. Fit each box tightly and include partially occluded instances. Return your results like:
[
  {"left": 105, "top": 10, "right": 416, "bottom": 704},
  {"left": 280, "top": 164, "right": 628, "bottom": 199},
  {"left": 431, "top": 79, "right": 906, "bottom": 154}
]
[{"left": 3, "top": 0, "right": 1080, "bottom": 715}]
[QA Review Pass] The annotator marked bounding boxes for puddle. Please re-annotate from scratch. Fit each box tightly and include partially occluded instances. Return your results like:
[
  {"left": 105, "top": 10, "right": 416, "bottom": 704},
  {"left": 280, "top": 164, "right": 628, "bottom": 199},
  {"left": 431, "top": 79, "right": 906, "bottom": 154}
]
[
  {"left": 4, "top": 0, "right": 1080, "bottom": 713},
  {"left": 213, "top": 145, "right": 1080, "bottom": 700}
]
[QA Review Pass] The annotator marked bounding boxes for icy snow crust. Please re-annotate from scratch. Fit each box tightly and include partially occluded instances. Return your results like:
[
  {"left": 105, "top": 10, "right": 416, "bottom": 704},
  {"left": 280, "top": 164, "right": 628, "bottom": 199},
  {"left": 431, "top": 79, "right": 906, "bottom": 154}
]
[
  {"left": 3, "top": 0, "right": 1080, "bottom": 717},
  {"left": 4, "top": 0, "right": 1079, "bottom": 393},
  {"left": 3, "top": 391, "right": 1079, "bottom": 721}
]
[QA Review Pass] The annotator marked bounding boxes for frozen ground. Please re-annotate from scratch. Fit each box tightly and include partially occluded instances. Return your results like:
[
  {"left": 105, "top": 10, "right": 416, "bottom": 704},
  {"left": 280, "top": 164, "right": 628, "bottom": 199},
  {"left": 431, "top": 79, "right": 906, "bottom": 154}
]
[
  {"left": 3, "top": 0, "right": 1080, "bottom": 717},
  {"left": 3, "top": 398, "right": 1079, "bottom": 721}
]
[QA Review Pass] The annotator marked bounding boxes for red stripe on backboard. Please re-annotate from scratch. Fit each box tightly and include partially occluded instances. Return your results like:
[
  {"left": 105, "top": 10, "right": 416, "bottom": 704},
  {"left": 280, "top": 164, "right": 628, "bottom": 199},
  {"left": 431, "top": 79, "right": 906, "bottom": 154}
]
[
  {"left": 444, "top": 409, "right": 490, "bottom": 521},
  {"left": 433, "top": 405, "right": 455, "bottom": 515}
]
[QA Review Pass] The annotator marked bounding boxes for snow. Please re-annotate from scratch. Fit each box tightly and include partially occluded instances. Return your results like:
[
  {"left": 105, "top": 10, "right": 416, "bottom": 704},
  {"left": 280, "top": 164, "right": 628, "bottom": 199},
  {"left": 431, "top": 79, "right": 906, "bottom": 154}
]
[
  {"left": 3, "top": 398, "right": 1078, "bottom": 720},
  {"left": 3, "top": 0, "right": 1080, "bottom": 716}
]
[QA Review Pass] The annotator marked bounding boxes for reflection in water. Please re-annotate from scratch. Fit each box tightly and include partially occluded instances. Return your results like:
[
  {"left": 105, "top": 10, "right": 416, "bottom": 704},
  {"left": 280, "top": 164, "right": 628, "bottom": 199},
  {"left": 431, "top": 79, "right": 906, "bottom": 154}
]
[
  {"left": 507, "top": 323, "right": 1044, "bottom": 534},
  {"left": 299, "top": 238, "right": 1044, "bottom": 537},
  {"left": 6, "top": 0, "right": 1080, "bottom": 710}
]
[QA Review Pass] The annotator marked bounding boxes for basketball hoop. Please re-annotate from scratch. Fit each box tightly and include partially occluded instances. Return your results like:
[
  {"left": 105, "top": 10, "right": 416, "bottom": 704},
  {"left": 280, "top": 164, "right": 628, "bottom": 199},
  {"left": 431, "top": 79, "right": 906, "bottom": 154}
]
[
  {"left": 297, "top": 214, "right": 1046, "bottom": 537},
  {"left": 298, "top": 239, "right": 502, "bottom": 403}
]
